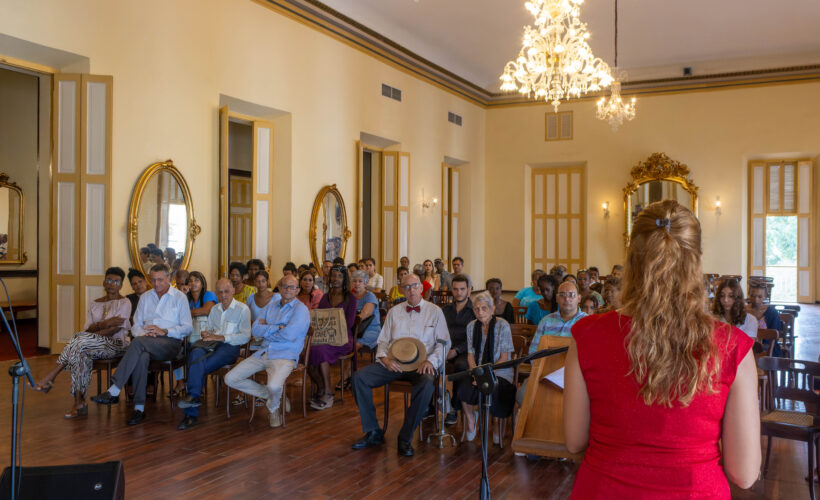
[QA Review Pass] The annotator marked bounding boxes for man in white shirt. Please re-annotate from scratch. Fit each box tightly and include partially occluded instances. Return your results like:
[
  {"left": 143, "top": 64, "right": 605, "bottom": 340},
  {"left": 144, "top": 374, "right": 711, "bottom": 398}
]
[
  {"left": 352, "top": 273, "right": 450, "bottom": 457},
  {"left": 92, "top": 264, "right": 192, "bottom": 425},
  {"left": 365, "top": 257, "right": 384, "bottom": 293},
  {"left": 177, "top": 278, "right": 251, "bottom": 430}
]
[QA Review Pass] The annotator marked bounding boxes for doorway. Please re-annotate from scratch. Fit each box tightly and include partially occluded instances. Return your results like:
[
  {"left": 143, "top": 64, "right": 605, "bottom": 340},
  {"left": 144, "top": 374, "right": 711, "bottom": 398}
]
[
  {"left": 227, "top": 120, "right": 253, "bottom": 264},
  {"left": 360, "top": 149, "right": 381, "bottom": 263},
  {"left": 765, "top": 215, "right": 797, "bottom": 303}
]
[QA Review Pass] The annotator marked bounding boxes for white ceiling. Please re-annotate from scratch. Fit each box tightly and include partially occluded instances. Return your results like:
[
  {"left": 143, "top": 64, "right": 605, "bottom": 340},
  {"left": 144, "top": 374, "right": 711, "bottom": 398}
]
[{"left": 320, "top": 0, "right": 820, "bottom": 92}]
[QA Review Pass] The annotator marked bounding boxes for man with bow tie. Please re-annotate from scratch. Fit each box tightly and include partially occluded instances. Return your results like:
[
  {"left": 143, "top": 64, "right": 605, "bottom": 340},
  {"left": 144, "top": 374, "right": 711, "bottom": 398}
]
[{"left": 351, "top": 273, "right": 450, "bottom": 457}]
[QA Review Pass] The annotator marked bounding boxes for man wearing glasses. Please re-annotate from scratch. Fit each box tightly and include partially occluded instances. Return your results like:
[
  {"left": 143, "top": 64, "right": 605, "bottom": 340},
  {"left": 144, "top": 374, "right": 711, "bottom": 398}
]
[
  {"left": 351, "top": 273, "right": 450, "bottom": 457},
  {"left": 529, "top": 281, "right": 587, "bottom": 354},
  {"left": 224, "top": 274, "right": 310, "bottom": 428}
]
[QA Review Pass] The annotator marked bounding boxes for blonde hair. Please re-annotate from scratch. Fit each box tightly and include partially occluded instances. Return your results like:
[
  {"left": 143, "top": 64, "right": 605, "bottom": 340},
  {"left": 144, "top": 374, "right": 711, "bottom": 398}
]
[{"left": 621, "top": 200, "right": 719, "bottom": 407}]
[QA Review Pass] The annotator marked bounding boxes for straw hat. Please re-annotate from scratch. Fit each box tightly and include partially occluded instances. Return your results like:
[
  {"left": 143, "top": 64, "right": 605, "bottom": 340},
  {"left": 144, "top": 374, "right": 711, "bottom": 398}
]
[{"left": 387, "top": 337, "right": 428, "bottom": 372}]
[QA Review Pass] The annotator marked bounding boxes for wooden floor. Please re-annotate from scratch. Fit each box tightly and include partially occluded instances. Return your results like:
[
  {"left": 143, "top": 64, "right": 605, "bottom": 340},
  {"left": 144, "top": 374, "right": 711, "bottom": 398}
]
[{"left": 1, "top": 304, "right": 818, "bottom": 499}]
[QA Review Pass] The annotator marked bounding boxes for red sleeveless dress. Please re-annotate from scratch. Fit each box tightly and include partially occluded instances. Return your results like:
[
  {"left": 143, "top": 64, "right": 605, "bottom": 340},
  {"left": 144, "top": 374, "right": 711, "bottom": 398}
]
[{"left": 570, "top": 311, "right": 753, "bottom": 499}]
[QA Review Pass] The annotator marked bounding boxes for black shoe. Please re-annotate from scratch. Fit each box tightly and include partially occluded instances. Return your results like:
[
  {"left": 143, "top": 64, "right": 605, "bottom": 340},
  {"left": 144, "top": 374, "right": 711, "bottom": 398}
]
[
  {"left": 127, "top": 410, "right": 146, "bottom": 426},
  {"left": 91, "top": 391, "right": 119, "bottom": 405},
  {"left": 397, "top": 439, "right": 414, "bottom": 457},
  {"left": 177, "top": 395, "right": 201, "bottom": 409},
  {"left": 352, "top": 429, "right": 385, "bottom": 450},
  {"left": 177, "top": 416, "right": 198, "bottom": 430},
  {"left": 444, "top": 410, "right": 458, "bottom": 426}
]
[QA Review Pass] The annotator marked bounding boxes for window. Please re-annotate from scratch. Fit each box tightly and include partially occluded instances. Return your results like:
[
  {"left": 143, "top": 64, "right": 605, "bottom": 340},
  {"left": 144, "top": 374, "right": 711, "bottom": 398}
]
[
  {"left": 531, "top": 165, "right": 585, "bottom": 274},
  {"left": 545, "top": 111, "right": 573, "bottom": 141}
]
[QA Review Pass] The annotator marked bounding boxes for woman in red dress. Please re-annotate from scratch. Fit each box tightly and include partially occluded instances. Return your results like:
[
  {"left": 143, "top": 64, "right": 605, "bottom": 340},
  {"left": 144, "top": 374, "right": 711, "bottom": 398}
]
[{"left": 564, "top": 200, "right": 760, "bottom": 499}]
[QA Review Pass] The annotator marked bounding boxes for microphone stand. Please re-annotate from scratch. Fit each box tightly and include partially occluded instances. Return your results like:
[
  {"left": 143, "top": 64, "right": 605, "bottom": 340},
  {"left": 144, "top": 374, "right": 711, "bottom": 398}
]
[
  {"left": 427, "top": 339, "right": 456, "bottom": 449},
  {"left": 447, "top": 346, "right": 569, "bottom": 500},
  {"left": 0, "top": 278, "right": 36, "bottom": 500}
]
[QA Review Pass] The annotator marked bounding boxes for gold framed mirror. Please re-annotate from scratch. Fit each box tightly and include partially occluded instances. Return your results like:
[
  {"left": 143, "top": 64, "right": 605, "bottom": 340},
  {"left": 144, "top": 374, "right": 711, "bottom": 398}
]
[
  {"left": 128, "top": 160, "right": 201, "bottom": 277},
  {"left": 0, "top": 173, "right": 26, "bottom": 265},
  {"left": 309, "top": 184, "right": 351, "bottom": 269},
  {"left": 623, "top": 153, "right": 698, "bottom": 245}
]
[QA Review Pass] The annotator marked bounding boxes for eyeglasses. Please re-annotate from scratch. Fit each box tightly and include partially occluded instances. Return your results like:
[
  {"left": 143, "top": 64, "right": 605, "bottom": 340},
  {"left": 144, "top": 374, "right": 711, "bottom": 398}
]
[
  {"left": 557, "top": 292, "right": 577, "bottom": 298},
  {"left": 401, "top": 283, "right": 421, "bottom": 291},
  {"left": 104, "top": 279, "right": 122, "bottom": 285},
  {"left": 281, "top": 285, "right": 299, "bottom": 291}
]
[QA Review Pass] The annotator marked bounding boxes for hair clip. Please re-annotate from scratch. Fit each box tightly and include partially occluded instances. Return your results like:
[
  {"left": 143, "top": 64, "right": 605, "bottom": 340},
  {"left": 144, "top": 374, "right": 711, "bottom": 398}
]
[{"left": 655, "top": 218, "right": 671, "bottom": 231}]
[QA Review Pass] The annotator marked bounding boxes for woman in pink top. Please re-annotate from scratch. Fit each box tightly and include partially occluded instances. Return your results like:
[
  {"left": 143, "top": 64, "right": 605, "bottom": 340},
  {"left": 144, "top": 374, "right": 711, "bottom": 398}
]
[
  {"left": 296, "top": 270, "right": 323, "bottom": 310},
  {"left": 564, "top": 200, "right": 760, "bottom": 498}
]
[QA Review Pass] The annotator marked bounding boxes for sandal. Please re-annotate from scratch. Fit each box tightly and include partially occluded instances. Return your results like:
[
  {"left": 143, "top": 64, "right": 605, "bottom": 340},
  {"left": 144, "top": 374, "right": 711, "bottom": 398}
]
[
  {"left": 64, "top": 405, "right": 88, "bottom": 419},
  {"left": 231, "top": 394, "right": 246, "bottom": 406},
  {"left": 334, "top": 378, "right": 352, "bottom": 392},
  {"left": 34, "top": 381, "right": 54, "bottom": 394},
  {"left": 311, "top": 394, "right": 334, "bottom": 411}
]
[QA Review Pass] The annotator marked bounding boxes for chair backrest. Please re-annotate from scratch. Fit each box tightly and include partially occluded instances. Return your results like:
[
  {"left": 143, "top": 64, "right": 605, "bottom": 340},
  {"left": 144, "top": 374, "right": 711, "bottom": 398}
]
[
  {"left": 511, "top": 334, "right": 529, "bottom": 359},
  {"left": 779, "top": 312, "right": 795, "bottom": 338},
  {"left": 756, "top": 328, "right": 779, "bottom": 356},
  {"left": 513, "top": 305, "right": 528, "bottom": 324},
  {"left": 757, "top": 356, "right": 820, "bottom": 415},
  {"left": 300, "top": 327, "right": 315, "bottom": 366},
  {"left": 510, "top": 323, "right": 536, "bottom": 338},
  {"left": 430, "top": 290, "right": 453, "bottom": 307}
]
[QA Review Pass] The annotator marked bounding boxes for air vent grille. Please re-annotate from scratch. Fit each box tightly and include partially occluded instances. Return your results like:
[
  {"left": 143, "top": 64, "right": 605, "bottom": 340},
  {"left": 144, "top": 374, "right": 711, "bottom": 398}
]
[
  {"left": 381, "top": 83, "right": 402, "bottom": 102},
  {"left": 448, "top": 112, "right": 463, "bottom": 126}
]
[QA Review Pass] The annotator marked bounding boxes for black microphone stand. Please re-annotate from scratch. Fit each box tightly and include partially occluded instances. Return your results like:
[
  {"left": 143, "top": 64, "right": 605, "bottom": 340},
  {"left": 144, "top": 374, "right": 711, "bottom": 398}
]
[
  {"left": 0, "top": 280, "right": 36, "bottom": 500},
  {"left": 448, "top": 346, "right": 569, "bottom": 500}
]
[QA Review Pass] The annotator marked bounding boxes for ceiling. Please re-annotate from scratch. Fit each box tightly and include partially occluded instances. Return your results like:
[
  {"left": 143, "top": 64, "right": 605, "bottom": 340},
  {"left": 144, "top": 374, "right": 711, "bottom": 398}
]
[{"left": 319, "top": 0, "right": 820, "bottom": 92}]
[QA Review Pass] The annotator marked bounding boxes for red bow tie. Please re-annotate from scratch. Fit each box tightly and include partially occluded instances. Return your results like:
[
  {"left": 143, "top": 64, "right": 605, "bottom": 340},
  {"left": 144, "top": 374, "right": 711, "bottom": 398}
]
[{"left": 406, "top": 305, "right": 421, "bottom": 313}]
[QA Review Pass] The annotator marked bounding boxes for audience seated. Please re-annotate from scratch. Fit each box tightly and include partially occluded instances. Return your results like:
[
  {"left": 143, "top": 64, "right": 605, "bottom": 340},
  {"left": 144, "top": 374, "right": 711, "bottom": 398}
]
[
  {"left": 579, "top": 294, "right": 599, "bottom": 315},
  {"left": 433, "top": 258, "right": 447, "bottom": 290},
  {"left": 412, "top": 264, "right": 433, "bottom": 300},
  {"left": 549, "top": 264, "right": 568, "bottom": 282},
  {"left": 364, "top": 257, "right": 384, "bottom": 293},
  {"left": 563, "top": 274, "right": 577, "bottom": 284},
  {"left": 450, "top": 256, "right": 472, "bottom": 288},
  {"left": 92, "top": 264, "right": 193, "bottom": 426},
  {"left": 422, "top": 259, "right": 438, "bottom": 290},
  {"left": 229, "top": 261, "right": 257, "bottom": 303},
  {"left": 564, "top": 200, "right": 760, "bottom": 495},
  {"left": 746, "top": 282, "right": 783, "bottom": 356},
  {"left": 576, "top": 269, "right": 603, "bottom": 308},
  {"left": 437, "top": 258, "right": 452, "bottom": 291},
  {"left": 126, "top": 268, "right": 148, "bottom": 324},
  {"left": 351, "top": 270, "right": 381, "bottom": 350},
  {"left": 441, "top": 274, "right": 476, "bottom": 426},
  {"left": 174, "top": 269, "right": 190, "bottom": 293},
  {"left": 512, "top": 269, "right": 545, "bottom": 308},
  {"left": 347, "top": 262, "right": 359, "bottom": 275},
  {"left": 486, "top": 278, "right": 514, "bottom": 323},
  {"left": 351, "top": 273, "right": 449, "bottom": 457},
  {"left": 177, "top": 278, "right": 251, "bottom": 430},
  {"left": 34, "top": 267, "right": 132, "bottom": 418},
  {"left": 315, "top": 259, "right": 332, "bottom": 294},
  {"left": 308, "top": 265, "right": 357, "bottom": 410},
  {"left": 388, "top": 267, "right": 409, "bottom": 304},
  {"left": 712, "top": 279, "right": 757, "bottom": 338},
  {"left": 173, "top": 270, "right": 217, "bottom": 391},
  {"left": 296, "top": 269, "right": 323, "bottom": 310},
  {"left": 459, "top": 291, "right": 515, "bottom": 443},
  {"left": 610, "top": 264, "right": 624, "bottom": 279},
  {"left": 598, "top": 277, "right": 622, "bottom": 313},
  {"left": 244, "top": 259, "right": 265, "bottom": 286},
  {"left": 224, "top": 274, "right": 309, "bottom": 428},
  {"left": 247, "top": 270, "right": 276, "bottom": 323},
  {"left": 525, "top": 274, "right": 558, "bottom": 325}
]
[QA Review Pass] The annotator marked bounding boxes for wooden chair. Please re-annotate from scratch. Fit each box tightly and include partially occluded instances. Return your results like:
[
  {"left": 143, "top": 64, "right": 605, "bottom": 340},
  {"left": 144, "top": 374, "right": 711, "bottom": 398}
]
[
  {"left": 383, "top": 377, "right": 436, "bottom": 443},
  {"left": 93, "top": 357, "right": 122, "bottom": 396},
  {"left": 212, "top": 338, "right": 253, "bottom": 418},
  {"left": 430, "top": 290, "right": 454, "bottom": 307},
  {"left": 512, "top": 306, "right": 528, "bottom": 324},
  {"left": 755, "top": 328, "right": 779, "bottom": 410},
  {"left": 510, "top": 323, "right": 536, "bottom": 339},
  {"left": 511, "top": 335, "right": 531, "bottom": 388},
  {"left": 147, "top": 341, "right": 188, "bottom": 409},
  {"left": 778, "top": 312, "right": 796, "bottom": 359},
  {"left": 758, "top": 356, "right": 820, "bottom": 500}
]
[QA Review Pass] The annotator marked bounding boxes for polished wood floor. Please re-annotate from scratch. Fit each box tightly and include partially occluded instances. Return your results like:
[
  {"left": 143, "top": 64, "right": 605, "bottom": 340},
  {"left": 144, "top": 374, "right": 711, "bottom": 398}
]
[{"left": 0, "top": 304, "right": 817, "bottom": 499}]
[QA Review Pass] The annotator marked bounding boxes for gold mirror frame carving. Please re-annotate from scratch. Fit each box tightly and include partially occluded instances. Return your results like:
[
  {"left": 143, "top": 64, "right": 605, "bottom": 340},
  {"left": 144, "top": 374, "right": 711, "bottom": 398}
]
[
  {"left": 309, "top": 184, "right": 351, "bottom": 270},
  {"left": 623, "top": 153, "right": 699, "bottom": 246},
  {"left": 0, "top": 173, "right": 27, "bottom": 265},
  {"left": 128, "top": 160, "right": 201, "bottom": 277}
]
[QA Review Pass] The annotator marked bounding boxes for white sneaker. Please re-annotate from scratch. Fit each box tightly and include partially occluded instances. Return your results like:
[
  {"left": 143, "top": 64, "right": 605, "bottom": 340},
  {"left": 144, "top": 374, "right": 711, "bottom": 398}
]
[{"left": 269, "top": 411, "right": 282, "bottom": 428}]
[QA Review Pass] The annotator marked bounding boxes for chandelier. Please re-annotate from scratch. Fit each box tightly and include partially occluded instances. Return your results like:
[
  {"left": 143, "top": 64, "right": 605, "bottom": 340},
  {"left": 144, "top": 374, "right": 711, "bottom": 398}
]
[
  {"left": 500, "top": 0, "right": 613, "bottom": 111},
  {"left": 596, "top": 0, "right": 637, "bottom": 130}
]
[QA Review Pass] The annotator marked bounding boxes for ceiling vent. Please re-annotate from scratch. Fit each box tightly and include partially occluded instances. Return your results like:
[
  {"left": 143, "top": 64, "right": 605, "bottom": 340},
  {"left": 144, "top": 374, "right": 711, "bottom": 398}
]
[
  {"left": 448, "top": 111, "right": 463, "bottom": 126},
  {"left": 381, "top": 83, "right": 402, "bottom": 102}
]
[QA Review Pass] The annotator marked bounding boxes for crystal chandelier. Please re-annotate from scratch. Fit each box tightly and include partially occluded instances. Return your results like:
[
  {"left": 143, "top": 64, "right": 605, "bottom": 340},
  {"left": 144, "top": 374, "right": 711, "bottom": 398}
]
[
  {"left": 596, "top": 0, "right": 637, "bottom": 130},
  {"left": 500, "top": 0, "right": 613, "bottom": 111}
]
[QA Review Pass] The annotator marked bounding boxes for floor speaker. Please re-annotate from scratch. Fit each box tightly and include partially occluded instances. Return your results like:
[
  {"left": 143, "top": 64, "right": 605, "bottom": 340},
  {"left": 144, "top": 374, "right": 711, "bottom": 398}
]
[{"left": 0, "top": 461, "right": 124, "bottom": 500}]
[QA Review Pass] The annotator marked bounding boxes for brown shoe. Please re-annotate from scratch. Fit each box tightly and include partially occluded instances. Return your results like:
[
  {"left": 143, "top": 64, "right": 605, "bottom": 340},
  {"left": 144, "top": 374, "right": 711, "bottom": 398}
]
[{"left": 63, "top": 405, "right": 88, "bottom": 419}]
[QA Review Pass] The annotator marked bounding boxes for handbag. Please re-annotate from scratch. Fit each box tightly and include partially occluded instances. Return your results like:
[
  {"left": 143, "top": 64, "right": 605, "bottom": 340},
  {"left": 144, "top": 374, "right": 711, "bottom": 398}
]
[{"left": 191, "top": 339, "right": 222, "bottom": 352}]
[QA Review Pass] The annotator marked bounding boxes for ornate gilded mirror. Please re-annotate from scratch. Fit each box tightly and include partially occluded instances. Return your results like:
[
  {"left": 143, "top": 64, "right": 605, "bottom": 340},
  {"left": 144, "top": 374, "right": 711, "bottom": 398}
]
[
  {"left": 0, "top": 173, "right": 26, "bottom": 265},
  {"left": 309, "top": 184, "right": 351, "bottom": 269},
  {"left": 623, "top": 153, "right": 698, "bottom": 245},
  {"left": 128, "top": 160, "right": 201, "bottom": 276}
]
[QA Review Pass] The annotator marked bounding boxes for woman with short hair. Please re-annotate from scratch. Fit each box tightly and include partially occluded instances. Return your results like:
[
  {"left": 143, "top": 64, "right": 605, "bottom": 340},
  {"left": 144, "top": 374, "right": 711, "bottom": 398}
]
[
  {"left": 564, "top": 200, "right": 760, "bottom": 497},
  {"left": 525, "top": 274, "right": 558, "bottom": 325},
  {"left": 712, "top": 279, "right": 757, "bottom": 338},
  {"left": 486, "top": 278, "right": 514, "bottom": 323},
  {"left": 34, "top": 267, "right": 132, "bottom": 418}
]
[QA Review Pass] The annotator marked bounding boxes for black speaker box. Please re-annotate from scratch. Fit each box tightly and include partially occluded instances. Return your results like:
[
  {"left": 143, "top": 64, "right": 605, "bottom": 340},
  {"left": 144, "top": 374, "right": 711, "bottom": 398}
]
[{"left": 0, "top": 461, "right": 124, "bottom": 500}]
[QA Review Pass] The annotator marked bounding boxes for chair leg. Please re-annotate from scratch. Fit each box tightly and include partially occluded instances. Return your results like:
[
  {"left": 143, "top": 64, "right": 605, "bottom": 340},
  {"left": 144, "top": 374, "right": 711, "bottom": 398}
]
[
  {"left": 214, "top": 376, "right": 220, "bottom": 408},
  {"left": 810, "top": 436, "right": 816, "bottom": 500},
  {"left": 383, "top": 386, "right": 390, "bottom": 434},
  {"left": 249, "top": 396, "right": 256, "bottom": 424},
  {"left": 168, "top": 368, "right": 176, "bottom": 410},
  {"left": 339, "top": 359, "right": 345, "bottom": 404},
  {"left": 764, "top": 435, "right": 773, "bottom": 477},
  {"left": 302, "top": 371, "right": 308, "bottom": 418},
  {"left": 226, "top": 384, "right": 231, "bottom": 419},
  {"left": 281, "top": 387, "right": 287, "bottom": 428}
]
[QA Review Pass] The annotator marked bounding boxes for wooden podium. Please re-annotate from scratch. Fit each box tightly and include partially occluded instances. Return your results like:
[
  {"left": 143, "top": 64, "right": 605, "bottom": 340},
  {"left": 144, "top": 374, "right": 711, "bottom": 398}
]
[{"left": 511, "top": 335, "right": 584, "bottom": 460}]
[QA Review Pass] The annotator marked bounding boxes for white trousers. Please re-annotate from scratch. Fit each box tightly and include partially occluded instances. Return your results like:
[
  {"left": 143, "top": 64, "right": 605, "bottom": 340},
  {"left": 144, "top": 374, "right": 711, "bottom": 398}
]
[{"left": 224, "top": 355, "right": 296, "bottom": 412}]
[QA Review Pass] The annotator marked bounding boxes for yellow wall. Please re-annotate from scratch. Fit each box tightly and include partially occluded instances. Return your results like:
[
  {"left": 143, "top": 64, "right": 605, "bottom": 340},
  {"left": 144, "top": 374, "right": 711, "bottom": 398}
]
[
  {"left": 0, "top": 0, "right": 486, "bottom": 290},
  {"left": 486, "top": 82, "right": 820, "bottom": 292}
]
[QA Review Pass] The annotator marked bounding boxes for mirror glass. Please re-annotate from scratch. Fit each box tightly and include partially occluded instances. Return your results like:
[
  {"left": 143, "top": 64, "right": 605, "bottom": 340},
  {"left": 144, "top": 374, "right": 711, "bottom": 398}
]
[
  {"left": 0, "top": 186, "right": 21, "bottom": 263},
  {"left": 310, "top": 185, "right": 350, "bottom": 269},
  {"left": 629, "top": 180, "right": 693, "bottom": 223}
]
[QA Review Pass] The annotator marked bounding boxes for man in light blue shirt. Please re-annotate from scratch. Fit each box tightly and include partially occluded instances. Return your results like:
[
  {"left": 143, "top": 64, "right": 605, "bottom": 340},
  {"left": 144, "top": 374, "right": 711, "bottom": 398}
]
[
  {"left": 92, "top": 264, "right": 192, "bottom": 426},
  {"left": 225, "top": 274, "right": 310, "bottom": 428},
  {"left": 529, "top": 281, "right": 587, "bottom": 353},
  {"left": 177, "top": 278, "right": 251, "bottom": 430}
]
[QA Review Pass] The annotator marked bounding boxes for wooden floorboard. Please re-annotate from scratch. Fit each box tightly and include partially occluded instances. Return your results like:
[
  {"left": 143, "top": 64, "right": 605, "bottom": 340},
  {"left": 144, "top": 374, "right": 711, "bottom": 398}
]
[{"left": 0, "top": 303, "right": 817, "bottom": 498}]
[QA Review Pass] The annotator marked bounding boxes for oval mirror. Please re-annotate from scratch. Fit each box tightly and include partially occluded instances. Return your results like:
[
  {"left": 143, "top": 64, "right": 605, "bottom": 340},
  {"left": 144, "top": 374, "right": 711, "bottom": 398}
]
[
  {"left": 0, "top": 173, "right": 26, "bottom": 265},
  {"left": 623, "top": 153, "right": 698, "bottom": 246},
  {"left": 309, "top": 184, "right": 351, "bottom": 269},
  {"left": 128, "top": 160, "right": 201, "bottom": 277}
]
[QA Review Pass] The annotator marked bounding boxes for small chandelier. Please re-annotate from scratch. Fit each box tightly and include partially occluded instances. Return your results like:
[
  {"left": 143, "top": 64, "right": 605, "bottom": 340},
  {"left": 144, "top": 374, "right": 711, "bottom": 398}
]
[
  {"left": 500, "top": 0, "right": 613, "bottom": 111},
  {"left": 596, "top": 0, "right": 637, "bottom": 130}
]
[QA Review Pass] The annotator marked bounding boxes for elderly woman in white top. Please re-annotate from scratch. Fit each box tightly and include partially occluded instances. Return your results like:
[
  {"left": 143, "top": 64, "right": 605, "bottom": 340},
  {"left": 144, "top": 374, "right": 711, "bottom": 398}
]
[
  {"left": 458, "top": 291, "right": 515, "bottom": 443},
  {"left": 34, "top": 267, "right": 131, "bottom": 418}
]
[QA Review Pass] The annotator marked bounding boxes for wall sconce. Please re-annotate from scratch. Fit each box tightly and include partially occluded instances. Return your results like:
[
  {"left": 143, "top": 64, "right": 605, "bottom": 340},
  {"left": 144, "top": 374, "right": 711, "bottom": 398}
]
[
  {"left": 421, "top": 188, "right": 438, "bottom": 211},
  {"left": 602, "top": 201, "right": 610, "bottom": 218},
  {"left": 715, "top": 196, "right": 722, "bottom": 217}
]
